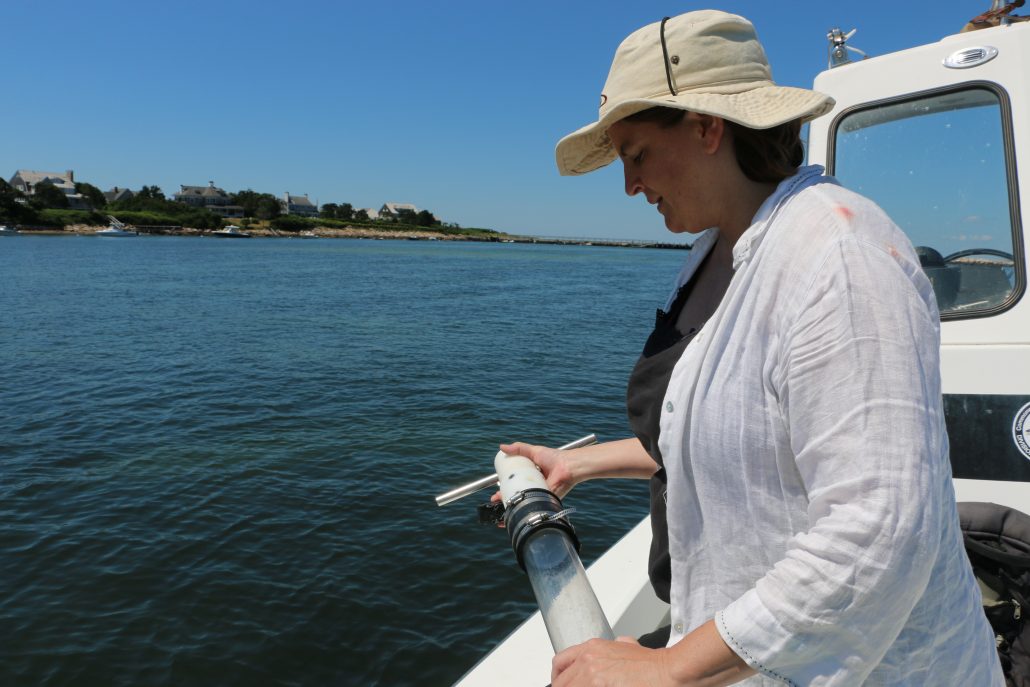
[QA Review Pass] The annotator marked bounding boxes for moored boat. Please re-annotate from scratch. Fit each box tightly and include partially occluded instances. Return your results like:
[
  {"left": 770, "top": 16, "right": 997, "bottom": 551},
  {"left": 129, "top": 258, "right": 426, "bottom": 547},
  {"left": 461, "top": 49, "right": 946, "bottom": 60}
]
[
  {"left": 96, "top": 216, "right": 138, "bottom": 237},
  {"left": 210, "top": 225, "right": 252, "bottom": 238}
]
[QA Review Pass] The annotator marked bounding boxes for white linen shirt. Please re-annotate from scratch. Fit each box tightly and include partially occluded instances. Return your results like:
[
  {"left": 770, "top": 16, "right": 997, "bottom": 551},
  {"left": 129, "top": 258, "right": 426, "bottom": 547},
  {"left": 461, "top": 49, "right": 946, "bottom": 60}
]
[{"left": 659, "top": 166, "right": 1002, "bottom": 685}]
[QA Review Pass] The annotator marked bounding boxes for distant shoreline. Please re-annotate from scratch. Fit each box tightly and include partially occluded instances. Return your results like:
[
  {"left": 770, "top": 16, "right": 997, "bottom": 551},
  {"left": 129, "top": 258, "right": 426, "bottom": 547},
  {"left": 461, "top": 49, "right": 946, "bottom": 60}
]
[{"left": 16, "top": 224, "right": 691, "bottom": 250}]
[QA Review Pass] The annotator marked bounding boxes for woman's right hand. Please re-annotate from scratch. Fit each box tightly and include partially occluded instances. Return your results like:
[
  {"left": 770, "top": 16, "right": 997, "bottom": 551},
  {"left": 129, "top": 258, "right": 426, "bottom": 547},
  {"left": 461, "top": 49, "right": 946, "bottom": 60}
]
[
  {"left": 489, "top": 437, "right": 653, "bottom": 504},
  {"left": 491, "top": 441, "right": 576, "bottom": 501}
]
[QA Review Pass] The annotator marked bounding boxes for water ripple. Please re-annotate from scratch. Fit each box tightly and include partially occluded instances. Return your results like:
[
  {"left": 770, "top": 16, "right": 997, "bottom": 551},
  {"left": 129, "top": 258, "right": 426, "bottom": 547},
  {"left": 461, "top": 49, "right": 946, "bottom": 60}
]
[{"left": 1, "top": 237, "right": 677, "bottom": 686}]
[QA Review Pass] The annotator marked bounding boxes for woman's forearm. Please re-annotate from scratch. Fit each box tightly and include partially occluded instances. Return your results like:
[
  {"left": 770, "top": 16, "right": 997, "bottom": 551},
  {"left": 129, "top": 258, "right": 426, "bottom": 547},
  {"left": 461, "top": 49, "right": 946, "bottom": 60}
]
[
  {"left": 566, "top": 437, "right": 658, "bottom": 484},
  {"left": 665, "top": 620, "right": 755, "bottom": 686},
  {"left": 550, "top": 619, "right": 754, "bottom": 686},
  {"left": 497, "top": 437, "right": 658, "bottom": 500}
]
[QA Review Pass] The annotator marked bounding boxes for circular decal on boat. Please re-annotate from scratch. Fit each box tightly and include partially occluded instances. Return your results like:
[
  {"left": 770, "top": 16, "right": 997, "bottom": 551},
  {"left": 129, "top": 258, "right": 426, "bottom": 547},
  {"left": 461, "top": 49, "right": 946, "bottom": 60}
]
[{"left": 1015, "top": 402, "right": 1030, "bottom": 461}]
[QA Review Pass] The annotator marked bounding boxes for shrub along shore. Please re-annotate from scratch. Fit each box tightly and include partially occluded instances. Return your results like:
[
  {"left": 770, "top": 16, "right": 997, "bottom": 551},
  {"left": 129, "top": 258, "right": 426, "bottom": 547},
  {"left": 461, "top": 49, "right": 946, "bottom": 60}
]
[
  {"left": 43, "top": 222, "right": 482, "bottom": 241},
  {"left": 23, "top": 221, "right": 688, "bottom": 249},
  {"left": 32, "top": 220, "right": 500, "bottom": 241},
  {"left": 3, "top": 183, "right": 688, "bottom": 248}
]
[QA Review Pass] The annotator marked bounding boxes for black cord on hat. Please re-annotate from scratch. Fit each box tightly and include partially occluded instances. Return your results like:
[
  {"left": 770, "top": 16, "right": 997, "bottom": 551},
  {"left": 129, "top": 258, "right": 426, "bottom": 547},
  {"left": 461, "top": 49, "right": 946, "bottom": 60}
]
[{"left": 660, "top": 16, "right": 676, "bottom": 95}]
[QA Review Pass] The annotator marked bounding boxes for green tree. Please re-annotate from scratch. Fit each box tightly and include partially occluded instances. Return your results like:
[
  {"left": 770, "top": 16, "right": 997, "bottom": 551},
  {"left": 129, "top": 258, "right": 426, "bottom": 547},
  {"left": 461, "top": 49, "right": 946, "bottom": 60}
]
[
  {"left": 231, "top": 189, "right": 261, "bottom": 217},
  {"left": 110, "top": 190, "right": 181, "bottom": 213},
  {"left": 182, "top": 209, "right": 222, "bottom": 229},
  {"left": 271, "top": 215, "right": 311, "bottom": 232},
  {"left": 231, "top": 189, "right": 281, "bottom": 219},
  {"left": 137, "top": 185, "right": 166, "bottom": 200},
  {"left": 255, "top": 196, "right": 281, "bottom": 220},
  {"left": 0, "top": 178, "right": 38, "bottom": 223},
  {"left": 75, "top": 182, "right": 107, "bottom": 209},
  {"left": 396, "top": 208, "right": 417, "bottom": 224},
  {"left": 416, "top": 209, "right": 436, "bottom": 227},
  {"left": 32, "top": 181, "right": 70, "bottom": 209},
  {"left": 320, "top": 202, "right": 339, "bottom": 219},
  {"left": 354, "top": 208, "right": 369, "bottom": 221},
  {"left": 103, "top": 183, "right": 222, "bottom": 229},
  {"left": 337, "top": 203, "right": 354, "bottom": 221}
]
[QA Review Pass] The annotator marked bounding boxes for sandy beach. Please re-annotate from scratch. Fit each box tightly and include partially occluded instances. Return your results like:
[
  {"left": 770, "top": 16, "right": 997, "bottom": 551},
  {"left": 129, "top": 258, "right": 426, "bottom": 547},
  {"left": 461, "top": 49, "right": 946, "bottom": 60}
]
[
  {"left": 28, "top": 224, "right": 688, "bottom": 249},
  {"left": 50, "top": 224, "right": 470, "bottom": 241}
]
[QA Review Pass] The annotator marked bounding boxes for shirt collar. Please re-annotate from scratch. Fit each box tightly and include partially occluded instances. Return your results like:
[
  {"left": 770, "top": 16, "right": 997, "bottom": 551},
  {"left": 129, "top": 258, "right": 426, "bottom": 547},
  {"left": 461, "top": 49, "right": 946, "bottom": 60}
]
[
  {"left": 731, "top": 165, "right": 832, "bottom": 271},
  {"left": 665, "top": 226, "right": 719, "bottom": 311}
]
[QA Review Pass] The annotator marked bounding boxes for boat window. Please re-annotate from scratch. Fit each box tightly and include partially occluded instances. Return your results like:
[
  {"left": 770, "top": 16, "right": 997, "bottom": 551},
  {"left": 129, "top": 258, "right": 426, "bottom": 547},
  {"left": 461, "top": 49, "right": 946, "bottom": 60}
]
[{"left": 831, "top": 84, "right": 1023, "bottom": 319}]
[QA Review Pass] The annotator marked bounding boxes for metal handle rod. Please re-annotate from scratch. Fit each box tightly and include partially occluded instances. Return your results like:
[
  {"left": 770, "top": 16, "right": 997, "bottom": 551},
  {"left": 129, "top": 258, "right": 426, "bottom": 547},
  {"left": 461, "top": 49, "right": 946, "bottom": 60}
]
[{"left": 434, "top": 434, "right": 597, "bottom": 507}]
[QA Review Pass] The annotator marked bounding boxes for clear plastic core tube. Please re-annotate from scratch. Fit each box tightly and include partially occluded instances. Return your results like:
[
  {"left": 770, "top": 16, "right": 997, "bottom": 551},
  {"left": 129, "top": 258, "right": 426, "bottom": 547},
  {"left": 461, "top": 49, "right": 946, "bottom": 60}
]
[{"left": 521, "top": 527, "right": 615, "bottom": 653}]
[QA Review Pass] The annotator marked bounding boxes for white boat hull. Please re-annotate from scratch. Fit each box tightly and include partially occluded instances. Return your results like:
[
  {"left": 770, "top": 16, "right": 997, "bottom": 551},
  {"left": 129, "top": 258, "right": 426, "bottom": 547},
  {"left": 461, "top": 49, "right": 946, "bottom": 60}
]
[{"left": 95, "top": 229, "right": 137, "bottom": 237}]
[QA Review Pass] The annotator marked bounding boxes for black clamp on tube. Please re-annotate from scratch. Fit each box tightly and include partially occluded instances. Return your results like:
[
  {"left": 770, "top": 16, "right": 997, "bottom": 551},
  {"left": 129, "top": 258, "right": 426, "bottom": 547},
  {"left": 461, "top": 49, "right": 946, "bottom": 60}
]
[{"left": 504, "top": 488, "right": 580, "bottom": 571}]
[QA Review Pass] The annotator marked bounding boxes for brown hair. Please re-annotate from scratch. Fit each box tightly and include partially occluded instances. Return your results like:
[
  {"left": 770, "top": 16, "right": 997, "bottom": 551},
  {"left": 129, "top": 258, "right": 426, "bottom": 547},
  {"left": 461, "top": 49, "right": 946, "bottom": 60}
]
[{"left": 623, "top": 107, "right": 804, "bottom": 184}]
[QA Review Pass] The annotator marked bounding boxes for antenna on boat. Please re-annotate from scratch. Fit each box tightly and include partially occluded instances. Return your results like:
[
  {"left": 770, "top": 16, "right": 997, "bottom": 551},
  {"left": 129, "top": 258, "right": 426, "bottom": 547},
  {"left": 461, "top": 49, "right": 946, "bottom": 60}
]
[{"left": 827, "top": 27, "right": 868, "bottom": 68}]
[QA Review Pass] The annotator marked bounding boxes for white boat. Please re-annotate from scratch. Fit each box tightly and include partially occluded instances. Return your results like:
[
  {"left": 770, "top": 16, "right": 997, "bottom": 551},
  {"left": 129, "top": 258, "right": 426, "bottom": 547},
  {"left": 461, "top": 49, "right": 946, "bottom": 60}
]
[
  {"left": 95, "top": 226, "right": 138, "bottom": 237},
  {"left": 0, "top": 225, "right": 19, "bottom": 235},
  {"left": 210, "top": 225, "right": 251, "bottom": 238},
  {"left": 96, "top": 216, "right": 138, "bottom": 237},
  {"left": 456, "top": 7, "right": 1030, "bottom": 685}
]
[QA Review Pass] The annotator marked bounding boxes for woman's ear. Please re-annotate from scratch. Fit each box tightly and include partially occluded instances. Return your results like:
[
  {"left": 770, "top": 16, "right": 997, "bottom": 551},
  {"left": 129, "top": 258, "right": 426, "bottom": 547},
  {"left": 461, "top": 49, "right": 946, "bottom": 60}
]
[{"left": 691, "top": 114, "right": 726, "bottom": 154}]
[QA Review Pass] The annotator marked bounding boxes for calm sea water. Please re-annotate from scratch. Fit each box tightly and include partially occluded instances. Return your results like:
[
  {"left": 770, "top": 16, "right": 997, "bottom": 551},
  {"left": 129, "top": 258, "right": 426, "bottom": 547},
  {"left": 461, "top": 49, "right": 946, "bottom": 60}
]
[{"left": 0, "top": 234, "right": 688, "bottom": 686}]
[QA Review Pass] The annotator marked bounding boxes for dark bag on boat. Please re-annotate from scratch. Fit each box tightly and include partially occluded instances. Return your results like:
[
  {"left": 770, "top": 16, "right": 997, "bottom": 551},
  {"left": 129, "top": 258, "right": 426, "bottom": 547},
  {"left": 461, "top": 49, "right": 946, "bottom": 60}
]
[{"left": 959, "top": 502, "right": 1030, "bottom": 686}]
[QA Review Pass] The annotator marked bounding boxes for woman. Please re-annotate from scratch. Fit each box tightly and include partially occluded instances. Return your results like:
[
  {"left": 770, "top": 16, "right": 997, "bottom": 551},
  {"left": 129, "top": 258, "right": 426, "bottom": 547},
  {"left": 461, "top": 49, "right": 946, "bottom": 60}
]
[{"left": 501, "top": 10, "right": 1003, "bottom": 686}]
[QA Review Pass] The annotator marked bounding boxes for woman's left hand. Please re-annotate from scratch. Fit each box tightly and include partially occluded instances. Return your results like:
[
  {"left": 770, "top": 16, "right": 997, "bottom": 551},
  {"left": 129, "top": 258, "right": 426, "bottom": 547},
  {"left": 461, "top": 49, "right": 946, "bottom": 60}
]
[{"left": 552, "top": 636, "right": 675, "bottom": 686}]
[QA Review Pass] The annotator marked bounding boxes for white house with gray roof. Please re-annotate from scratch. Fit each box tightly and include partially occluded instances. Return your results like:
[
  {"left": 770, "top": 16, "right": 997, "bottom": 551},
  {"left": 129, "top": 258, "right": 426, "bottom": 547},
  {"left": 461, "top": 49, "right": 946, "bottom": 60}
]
[
  {"left": 379, "top": 202, "right": 420, "bottom": 220},
  {"left": 105, "top": 187, "right": 135, "bottom": 204},
  {"left": 9, "top": 169, "right": 90, "bottom": 209},
  {"left": 174, "top": 181, "right": 243, "bottom": 218},
  {"left": 281, "top": 192, "right": 319, "bottom": 217}
]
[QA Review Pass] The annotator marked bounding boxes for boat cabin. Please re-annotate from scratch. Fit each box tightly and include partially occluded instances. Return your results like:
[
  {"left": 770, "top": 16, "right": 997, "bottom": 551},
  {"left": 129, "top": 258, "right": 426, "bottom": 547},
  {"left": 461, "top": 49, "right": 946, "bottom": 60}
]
[{"left": 808, "top": 18, "right": 1030, "bottom": 511}]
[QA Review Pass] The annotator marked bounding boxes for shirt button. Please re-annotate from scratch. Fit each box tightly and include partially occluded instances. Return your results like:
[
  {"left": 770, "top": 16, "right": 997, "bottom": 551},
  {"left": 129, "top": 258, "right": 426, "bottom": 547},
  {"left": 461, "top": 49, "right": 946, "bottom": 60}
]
[
  {"left": 665, "top": 401, "right": 674, "bottom": 413},
  {"left": 674, "top": 622, "right": 683, "bottom": 633}
]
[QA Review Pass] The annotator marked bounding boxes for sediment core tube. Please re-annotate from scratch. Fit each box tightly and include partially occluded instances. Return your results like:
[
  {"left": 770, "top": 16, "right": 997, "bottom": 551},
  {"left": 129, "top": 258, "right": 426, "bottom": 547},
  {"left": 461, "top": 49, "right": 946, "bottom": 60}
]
[{"left": 494, "top": 450, "right": 614, "bottom": 653}]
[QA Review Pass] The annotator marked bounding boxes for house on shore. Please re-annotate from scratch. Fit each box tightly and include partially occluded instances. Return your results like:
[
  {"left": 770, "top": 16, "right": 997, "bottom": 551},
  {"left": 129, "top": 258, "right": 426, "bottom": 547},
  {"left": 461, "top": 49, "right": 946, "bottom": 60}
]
[
  {"left": 174, "top": 181, "right": 244, "bottom": 218},
  {"left": 105, "top": 187, "right": 135, "bottom": 204},
  {"left": 379, "top": 202, "right": 419, "bottom": 220},
  {"left": 359, "top": 207, "right": 380, "bottom": 221},
  {"left": 282, "top": 192, "right": 319, "bottom": 217},
  {"left": 9, "top": 169, "right": 91, "bottom": 209}
]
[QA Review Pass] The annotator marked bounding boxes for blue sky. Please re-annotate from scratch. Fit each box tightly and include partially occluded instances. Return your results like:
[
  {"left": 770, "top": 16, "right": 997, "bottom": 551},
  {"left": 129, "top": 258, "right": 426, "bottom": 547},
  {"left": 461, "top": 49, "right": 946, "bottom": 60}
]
[{"left": 2, "top": 1, "right": 989, "bottom": 240}]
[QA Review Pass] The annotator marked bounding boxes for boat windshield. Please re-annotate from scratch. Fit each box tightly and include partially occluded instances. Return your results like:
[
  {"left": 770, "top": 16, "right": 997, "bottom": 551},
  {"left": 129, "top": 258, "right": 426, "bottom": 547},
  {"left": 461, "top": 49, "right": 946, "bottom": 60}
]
[{"left": 832, "top": 85, "right": 1023, "bottom": 318}]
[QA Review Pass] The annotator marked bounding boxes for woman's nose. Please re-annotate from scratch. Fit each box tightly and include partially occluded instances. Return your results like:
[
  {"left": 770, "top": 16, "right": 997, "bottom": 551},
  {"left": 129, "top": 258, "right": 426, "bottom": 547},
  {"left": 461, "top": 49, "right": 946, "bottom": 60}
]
[{"left": 624, "top": 168, "right": 643, "bottom": 197}]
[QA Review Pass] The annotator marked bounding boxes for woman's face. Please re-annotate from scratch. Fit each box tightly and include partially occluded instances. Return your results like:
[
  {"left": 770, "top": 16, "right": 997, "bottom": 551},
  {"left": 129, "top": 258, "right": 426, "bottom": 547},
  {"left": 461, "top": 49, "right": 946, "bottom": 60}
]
[{"left": 607, "top": 113, "right": 723, "bottom": 234}]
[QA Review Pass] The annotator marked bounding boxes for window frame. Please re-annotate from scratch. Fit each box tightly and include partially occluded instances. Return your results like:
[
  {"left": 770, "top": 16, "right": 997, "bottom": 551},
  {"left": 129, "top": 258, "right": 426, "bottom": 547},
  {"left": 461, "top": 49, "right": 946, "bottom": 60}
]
[{"left": 826, "top": 80, "right": 1025, "bottom": 321}]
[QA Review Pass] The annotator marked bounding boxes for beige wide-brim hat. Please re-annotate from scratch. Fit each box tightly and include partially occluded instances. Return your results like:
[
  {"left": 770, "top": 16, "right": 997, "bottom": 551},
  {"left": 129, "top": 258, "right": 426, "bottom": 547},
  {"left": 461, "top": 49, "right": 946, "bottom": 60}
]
[{"left": 556, "top": 10, "right": 835, "bottom": 176}]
